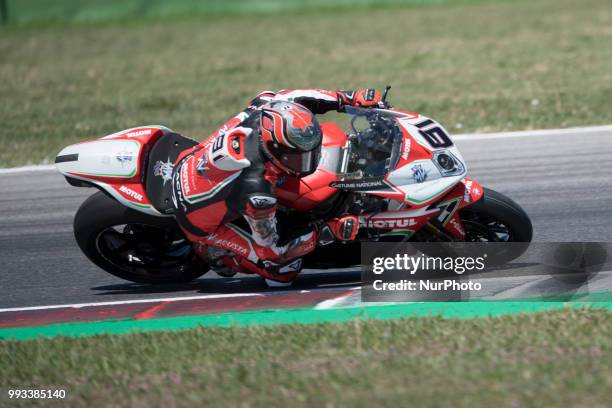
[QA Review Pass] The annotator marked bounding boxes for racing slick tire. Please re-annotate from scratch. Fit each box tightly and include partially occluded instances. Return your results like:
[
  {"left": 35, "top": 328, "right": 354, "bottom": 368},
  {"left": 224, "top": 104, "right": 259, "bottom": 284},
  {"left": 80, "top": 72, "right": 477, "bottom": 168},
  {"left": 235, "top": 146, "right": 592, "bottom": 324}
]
[
  {"left": 74, "top": 191, "right": 209, "bottom": 284},
  {"left": 459, "top": 187, "right": 533, "bottom": 264},
  {"left": 462, "top": 187, "right": 533, "bottom": 242}
]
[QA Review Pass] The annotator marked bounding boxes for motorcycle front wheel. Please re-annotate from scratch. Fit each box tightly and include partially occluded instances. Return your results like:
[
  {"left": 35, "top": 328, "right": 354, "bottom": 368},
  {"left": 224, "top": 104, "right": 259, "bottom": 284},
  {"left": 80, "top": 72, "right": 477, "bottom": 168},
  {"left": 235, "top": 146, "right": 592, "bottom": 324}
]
[{"left": 459, "top": 187, "right": 533, "bottom": 243}]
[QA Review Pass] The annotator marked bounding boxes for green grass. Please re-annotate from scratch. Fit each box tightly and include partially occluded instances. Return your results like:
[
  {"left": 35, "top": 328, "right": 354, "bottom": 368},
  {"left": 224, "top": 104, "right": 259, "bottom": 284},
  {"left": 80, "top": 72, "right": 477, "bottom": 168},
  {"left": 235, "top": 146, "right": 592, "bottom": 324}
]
[
  {"left": 1, "top": 308, "right": 611, "bottom": 407},
  {"left": 3, "top": 0, "right": 498, "bottom": 25},
  {"left": 1, "top": 0, "right": 612, "bottom": 166}
]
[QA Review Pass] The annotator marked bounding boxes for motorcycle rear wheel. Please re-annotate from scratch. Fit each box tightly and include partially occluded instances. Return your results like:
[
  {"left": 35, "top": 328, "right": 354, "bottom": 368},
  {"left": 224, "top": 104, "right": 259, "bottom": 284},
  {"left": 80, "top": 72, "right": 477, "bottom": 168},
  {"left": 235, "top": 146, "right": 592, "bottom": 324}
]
[{"left": 74, "top": 191, "right": 209, "bottom": 284}]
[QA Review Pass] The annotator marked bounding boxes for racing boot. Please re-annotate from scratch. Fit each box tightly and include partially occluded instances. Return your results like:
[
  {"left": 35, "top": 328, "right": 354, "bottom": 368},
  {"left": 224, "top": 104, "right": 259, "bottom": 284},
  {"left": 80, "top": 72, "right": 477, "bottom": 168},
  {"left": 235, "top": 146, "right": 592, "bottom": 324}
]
[
  {"left": 202, "top": 245, "right": 238, "bottom": 278},
  {"left": 262, "top": 258, "right": 304, "bottom": 288},
  {"left": 264, "top": 279, "right": 293, "bottom": 288}
]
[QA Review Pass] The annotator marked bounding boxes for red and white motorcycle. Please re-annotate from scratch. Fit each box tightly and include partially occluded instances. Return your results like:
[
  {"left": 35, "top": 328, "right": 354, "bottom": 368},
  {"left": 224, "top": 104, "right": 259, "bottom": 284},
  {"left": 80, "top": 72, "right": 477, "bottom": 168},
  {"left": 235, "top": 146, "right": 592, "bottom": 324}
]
[{"left": 56, "top": 92, "right": 532, "bottom": 283}]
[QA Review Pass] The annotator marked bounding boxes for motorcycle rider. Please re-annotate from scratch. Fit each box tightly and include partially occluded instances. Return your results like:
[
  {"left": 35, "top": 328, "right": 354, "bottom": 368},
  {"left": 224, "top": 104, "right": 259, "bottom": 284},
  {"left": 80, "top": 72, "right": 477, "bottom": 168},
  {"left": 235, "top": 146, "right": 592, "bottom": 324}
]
[{"left": 172, "top": 88, "right": 382, "bottom": 286}]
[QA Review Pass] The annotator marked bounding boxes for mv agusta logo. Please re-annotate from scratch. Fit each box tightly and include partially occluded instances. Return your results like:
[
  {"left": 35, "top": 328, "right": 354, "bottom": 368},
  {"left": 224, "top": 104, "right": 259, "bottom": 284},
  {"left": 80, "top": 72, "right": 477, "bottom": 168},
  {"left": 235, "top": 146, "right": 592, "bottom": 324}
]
[
  {"left": 114, "top": 151, "right": 134, "bottom": 166},
  {"left": 412, "top": 164, "right": 428, "bottom": 183},
  {"left": 154, "top": 158, "right": 174, "bottom": 186},
  {"left": 361, "top": 218, "right": 418, "bottom": 229}
]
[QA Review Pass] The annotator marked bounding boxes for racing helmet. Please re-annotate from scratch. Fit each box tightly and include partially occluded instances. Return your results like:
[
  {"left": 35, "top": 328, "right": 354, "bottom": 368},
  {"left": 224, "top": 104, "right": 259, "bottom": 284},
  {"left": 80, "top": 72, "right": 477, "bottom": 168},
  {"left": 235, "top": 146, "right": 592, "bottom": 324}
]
[{"left": 260, "top": 101, "right": 322, "bottom": 176}]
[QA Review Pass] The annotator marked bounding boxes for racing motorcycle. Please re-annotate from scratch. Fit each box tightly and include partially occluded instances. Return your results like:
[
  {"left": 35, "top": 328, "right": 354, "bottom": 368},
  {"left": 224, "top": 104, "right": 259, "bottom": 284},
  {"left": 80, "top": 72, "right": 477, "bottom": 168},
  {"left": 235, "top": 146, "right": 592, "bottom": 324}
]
[{"left": 55, "top": 90, "right": 532, "bottom": 284}]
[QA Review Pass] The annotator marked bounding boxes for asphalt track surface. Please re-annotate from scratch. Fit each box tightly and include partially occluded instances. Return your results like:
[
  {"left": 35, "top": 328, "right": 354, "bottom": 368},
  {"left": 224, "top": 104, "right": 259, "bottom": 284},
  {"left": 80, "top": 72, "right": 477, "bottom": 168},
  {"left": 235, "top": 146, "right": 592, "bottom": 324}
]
[{"left": 1, "top": 129, "right": 611, "bottom": 309}]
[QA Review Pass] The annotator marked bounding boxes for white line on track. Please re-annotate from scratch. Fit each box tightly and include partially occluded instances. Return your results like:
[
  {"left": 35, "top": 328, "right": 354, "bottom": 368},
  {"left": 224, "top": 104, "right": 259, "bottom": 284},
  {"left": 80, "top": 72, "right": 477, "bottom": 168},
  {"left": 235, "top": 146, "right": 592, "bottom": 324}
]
[
  {"left": 0, "top": 286, "right": 361, "bottom": 313},
  {"left": 0, "top": 164, "right": 56, "bottom": 174},
  {"left": 0, "top": 293, "right": 261, "bottom": 313},
  {"left": 452, "top": 124, "right": 612, "bottom": 141},
  {"left": 314, "top": 292, "right": 357, "bottom": 310},
  {"left": 1, "top": 125, "right": 611, "bottom": 174}
]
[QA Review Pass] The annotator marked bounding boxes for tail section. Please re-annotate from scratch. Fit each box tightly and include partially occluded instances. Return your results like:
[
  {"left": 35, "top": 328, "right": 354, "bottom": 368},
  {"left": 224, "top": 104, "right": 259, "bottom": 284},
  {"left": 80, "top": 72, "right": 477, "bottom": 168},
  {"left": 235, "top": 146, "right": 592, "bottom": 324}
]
[{"left": 56, "top": 126, "right": 177, "bottom": 216}]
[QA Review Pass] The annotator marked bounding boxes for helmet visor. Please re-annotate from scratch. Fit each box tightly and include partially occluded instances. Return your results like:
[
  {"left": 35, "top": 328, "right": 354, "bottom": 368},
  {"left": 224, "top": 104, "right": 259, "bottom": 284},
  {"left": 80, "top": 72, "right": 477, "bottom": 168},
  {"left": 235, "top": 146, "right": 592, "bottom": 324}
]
[
  {"left": 269, "top": 143, "right": 321, "bottom": 175},
  {"left": 287, "top": 121, "right": 322, "bottom": 151}
]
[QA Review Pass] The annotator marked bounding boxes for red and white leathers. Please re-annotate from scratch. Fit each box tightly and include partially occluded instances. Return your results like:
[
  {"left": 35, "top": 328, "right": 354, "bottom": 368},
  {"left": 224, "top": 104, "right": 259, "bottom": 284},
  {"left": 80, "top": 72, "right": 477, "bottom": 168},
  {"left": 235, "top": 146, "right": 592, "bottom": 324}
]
[{"left": 172, "top": 89, "right": 380, "bottom": 283}]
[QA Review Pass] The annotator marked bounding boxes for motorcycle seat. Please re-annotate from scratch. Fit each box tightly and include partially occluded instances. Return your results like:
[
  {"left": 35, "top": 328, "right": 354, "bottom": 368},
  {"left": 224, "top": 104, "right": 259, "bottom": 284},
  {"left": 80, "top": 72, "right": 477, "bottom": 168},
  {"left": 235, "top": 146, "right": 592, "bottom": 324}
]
[{"left": 145, "top": 132, "right": 198, "bottom": 214}]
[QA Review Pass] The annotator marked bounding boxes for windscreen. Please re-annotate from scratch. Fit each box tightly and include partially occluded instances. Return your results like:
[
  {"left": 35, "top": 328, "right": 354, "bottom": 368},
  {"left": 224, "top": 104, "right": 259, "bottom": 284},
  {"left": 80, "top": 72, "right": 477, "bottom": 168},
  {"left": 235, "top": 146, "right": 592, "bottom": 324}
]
[{"left": 342, "top": 107, "right": 403, "bottom": 178}]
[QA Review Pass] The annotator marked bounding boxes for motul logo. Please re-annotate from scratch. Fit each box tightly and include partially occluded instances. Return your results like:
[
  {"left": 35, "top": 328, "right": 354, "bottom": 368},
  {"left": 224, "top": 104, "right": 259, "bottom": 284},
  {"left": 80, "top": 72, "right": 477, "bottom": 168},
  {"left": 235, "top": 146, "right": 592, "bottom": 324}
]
[
  {"left": 119, "top": 185, "right": 143, "bottom": 201},
  {"left": 126, "top": 129, "right": 152, "bottom": 138},
  {"left": 361, "top": 218, "right": 417, "bottom": 229}
]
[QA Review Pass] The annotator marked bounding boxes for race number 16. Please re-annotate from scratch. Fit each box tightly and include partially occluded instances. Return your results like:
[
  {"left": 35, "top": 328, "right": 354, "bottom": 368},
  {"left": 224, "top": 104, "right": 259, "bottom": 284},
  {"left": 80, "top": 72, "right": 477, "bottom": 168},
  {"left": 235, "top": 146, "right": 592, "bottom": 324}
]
[{"left": 416, "top": 120, "right": 453, "bottom": 148}]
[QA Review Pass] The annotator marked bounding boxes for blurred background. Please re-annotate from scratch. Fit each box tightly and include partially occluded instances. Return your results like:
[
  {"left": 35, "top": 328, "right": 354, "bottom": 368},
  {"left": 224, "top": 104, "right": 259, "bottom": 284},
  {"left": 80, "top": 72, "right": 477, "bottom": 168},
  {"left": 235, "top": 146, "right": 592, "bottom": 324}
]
[{"left": 1, "top": 0, "right": 611, "bottom": 166}]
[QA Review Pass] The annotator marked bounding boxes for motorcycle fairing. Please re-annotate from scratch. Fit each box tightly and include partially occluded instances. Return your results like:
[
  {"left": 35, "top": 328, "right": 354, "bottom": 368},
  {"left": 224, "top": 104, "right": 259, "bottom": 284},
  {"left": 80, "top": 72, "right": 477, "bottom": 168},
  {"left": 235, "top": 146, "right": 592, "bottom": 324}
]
[
  {"left": 274, "top": 108, "right": 484, "bottom": 242},
  {"left": 310, "top": 108, "right": 468, "bottom": 209},
  {"left": 55, "top": 126, "right": 185, "bottom": 216},
  {"left": 356, "top": 177, "right": 484, "bottom": 240},
  {"left": 379, "top": 114, "right": 467, "bottom": 207},
  {"left": 434, "top": 177, "right": 484, "bottom": 239}
]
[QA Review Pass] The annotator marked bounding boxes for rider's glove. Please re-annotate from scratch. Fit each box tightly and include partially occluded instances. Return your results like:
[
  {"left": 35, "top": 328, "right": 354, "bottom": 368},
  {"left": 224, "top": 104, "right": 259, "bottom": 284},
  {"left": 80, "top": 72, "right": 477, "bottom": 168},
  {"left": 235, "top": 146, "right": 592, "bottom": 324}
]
[
  {"left": 338, "top": 89, "right": 382, "bottom": 109},
  {"left": 326, "top": 215, "right": 359, "bottom": 241}
]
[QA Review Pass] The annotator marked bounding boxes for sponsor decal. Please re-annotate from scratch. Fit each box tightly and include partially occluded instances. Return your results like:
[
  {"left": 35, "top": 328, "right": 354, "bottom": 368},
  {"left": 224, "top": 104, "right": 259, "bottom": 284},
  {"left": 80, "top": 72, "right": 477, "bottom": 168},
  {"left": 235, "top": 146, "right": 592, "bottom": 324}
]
[
  {"left": 436, "top": 199, "right": 460, "bottom": 225},
  {"left": 401, "top": 138, "right": 411, "bottom": 161},
  {"left": 154, "top": 158, "right": 174, "bottom": 186},
  {"left": 181, "top": 162, "right": 191, "bottom": 195},
  {"left": 126, "top": 129, "right": 152, "bottom": 138},
  {"left": 196, "top": 156, "right": 210, "bottom": 177},
  {"left": 249, "top": 196, "right": 277, "bottom": 208},
  {"left": 411, "top": 164, "right": 428, "bottom": 183},
  {"left": 118, "top": 185, "right": 143, "bottom": 202},
  {"left": 361, "top": 218, "right": 418, "bottom": 229},
  {"left": 206, "top": 233, "right": 248, "bottom": 256},
  {"left": 172, "top": 168, "right": 186, "bottom": 210},
  {"left": 463, "top": 179, "right": 473, "bottom": 203},
  {"left": 114, "top": 150, "right": 134, "bottom": 166},
  {"left": 330, "top": 179, "right": 387, "bottom": 190},
  {"left": 449, "top": 217, "right": 466, "bottom": 238}
]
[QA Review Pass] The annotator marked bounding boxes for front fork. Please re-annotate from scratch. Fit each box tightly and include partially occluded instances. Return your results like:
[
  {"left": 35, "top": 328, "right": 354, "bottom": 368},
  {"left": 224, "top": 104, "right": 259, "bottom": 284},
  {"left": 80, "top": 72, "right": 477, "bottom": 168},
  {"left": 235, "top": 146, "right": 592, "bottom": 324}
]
[{"left": 429, "top": 177, "right": 484, "bottom": 240}]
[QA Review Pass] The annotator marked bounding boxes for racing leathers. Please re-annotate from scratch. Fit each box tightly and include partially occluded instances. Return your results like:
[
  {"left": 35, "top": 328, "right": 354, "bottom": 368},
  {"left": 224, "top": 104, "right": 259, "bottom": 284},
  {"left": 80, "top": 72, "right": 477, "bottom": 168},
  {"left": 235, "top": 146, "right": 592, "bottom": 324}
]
[{"left": 172, "top": 89, "right": 381, "bottom": 283}]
